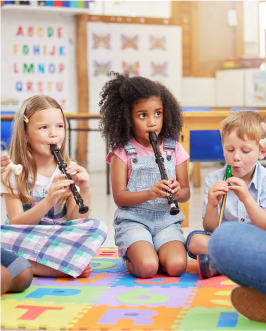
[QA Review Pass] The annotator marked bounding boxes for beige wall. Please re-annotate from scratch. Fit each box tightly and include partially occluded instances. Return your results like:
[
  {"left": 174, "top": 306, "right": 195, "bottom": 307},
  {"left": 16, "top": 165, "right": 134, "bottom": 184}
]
[{"left": 198, "top": 1, "right": 237, "bottom": 71}]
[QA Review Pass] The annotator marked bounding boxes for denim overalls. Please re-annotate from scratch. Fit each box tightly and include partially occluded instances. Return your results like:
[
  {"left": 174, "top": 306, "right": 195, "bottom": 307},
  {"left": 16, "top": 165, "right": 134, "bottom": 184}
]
[{"left": 113, "top": 138, "right": 185, "bottom": 265}]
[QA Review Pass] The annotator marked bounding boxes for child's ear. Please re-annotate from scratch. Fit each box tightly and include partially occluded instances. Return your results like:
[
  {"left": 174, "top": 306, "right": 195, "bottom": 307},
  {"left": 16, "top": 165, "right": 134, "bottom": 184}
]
[{"left": 258, "top": 147, "right": 266, "bottom": 160}]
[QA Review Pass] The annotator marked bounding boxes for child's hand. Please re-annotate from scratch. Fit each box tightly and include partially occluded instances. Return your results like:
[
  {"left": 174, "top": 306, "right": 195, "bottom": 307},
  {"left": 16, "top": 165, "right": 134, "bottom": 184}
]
[
  {"left": 168, "top": 176, "right": 181, "bottom": 197},
  {"left": 226, "top": 177, "right": 251, "bottom": 204},
  {"left": 208, "top": 180, "right": 229, "bottom": 208},
  {"left": 1, "top": 155, "right": 11, "bottom": 174},
  {"left": 46, "top": 174, "right": 74, "bottom": 207},
  {"left": 66, "top": 164, "right": 91, "bottom": 193},
  {"left": 149, "top": 180, "right": 170, "bottom": 200}
]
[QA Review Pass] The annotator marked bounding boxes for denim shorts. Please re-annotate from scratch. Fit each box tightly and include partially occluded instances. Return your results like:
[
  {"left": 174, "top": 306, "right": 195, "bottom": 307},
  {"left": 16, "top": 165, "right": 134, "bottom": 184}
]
[
  {"left": 1, "top": 248, "right": 32, "bottom": 279},
  {"left": 185, "top": 230, "right": 212, "bottom": 259},
  {"left": 114, "top": 206, "right": 185, "bottom": 266}
]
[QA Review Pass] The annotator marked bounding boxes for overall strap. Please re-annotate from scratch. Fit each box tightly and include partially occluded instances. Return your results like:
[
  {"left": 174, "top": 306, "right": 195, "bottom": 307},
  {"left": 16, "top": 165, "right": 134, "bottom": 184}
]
[
  {"left": 164, "top": 138, "right": 175, "bottom": 151},
  {"left": 164, "top": 138, "right": 175, "bottom": 161},
  {"left": 124, "top": 141, "right": 138, "bottom": 155}
]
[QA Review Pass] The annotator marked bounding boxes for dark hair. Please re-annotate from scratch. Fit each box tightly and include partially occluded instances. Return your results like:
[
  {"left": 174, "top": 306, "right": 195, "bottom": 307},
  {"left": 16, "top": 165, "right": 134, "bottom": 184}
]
[{"left": 99, "top": 72, "right": 183, "bottom": 150}]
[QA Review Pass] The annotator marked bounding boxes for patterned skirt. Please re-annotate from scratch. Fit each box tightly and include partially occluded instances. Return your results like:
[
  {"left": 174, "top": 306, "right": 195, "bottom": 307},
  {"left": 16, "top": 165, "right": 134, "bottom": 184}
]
[{"left": 1, "top": 218, "right": 108, "bottom": 278}]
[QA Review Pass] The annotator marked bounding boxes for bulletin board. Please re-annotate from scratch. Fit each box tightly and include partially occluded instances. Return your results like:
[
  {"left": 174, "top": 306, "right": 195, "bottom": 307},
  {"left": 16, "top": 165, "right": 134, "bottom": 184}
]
[{"left": 87, "top": 21, "right": 182, "bottom": 113}]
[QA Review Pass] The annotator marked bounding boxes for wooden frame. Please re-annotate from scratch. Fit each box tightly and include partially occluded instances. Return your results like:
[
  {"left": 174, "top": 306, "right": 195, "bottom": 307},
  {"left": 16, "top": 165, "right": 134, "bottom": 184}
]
[
  {"left": 76, "top": 14, "right": 89, "bottom": 168},
  {"left": 88, "top": 15, "right": 175, "bottom": 25}
]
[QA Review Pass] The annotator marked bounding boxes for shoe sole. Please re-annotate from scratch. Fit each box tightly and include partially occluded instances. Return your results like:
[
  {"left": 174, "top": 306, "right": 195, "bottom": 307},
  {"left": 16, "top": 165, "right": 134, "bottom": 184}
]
[
  {"left": 230, "top": 286, "right": 266, "bottom": 323},
  {"left": 197, "top": 255, "right": 203, "bottom": 278}
]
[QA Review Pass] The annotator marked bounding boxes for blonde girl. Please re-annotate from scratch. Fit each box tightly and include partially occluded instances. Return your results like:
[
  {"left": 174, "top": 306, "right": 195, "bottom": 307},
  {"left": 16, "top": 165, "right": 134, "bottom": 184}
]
[{"left": 1, "top": 95, "right": 107, "bottom": 278}]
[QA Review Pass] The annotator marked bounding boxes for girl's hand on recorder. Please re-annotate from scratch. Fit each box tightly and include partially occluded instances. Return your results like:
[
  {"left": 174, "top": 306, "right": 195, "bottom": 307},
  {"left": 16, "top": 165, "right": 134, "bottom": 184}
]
[
  {"left": 168, "top": 177, "right": 181, "bottom": 197},
  {"left": 46, "top": 174, "right": 73, "bottom": 207},
  {"left": 148, "top": 179, "right": 170, "bottom": 200},
  {"left": 66, "top": 164, "right": 91, "bottom": 193}
]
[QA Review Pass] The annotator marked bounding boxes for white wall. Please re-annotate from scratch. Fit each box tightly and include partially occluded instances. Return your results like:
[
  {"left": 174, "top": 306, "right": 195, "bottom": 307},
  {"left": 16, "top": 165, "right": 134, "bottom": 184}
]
[
  {"left": 215, "top": 70, "right": 245, "bottom": 107},
  {"left": 243, "top": 1, "right": 260, "bottom": 57},
  {"left": 259, "top": 2, "right": 266, "bottom": 58},
  {"left": 89, "top": 1, "right": 171, "bottom": 18},
  {"left": 181, "top": 78, "right": 216, "bottom": 107}
]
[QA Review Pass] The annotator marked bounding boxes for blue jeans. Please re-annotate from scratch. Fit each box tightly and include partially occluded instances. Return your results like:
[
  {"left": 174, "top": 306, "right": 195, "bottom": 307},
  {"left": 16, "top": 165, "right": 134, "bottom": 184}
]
[
  {"left": 1, "top": 248, "right": 32, "bottom": 279},
  {"left": 208, "top": 223, "right": 266, "bottom": 295},
  {"left": 185, "top": 230, "right": 212, "bottom": 259}
]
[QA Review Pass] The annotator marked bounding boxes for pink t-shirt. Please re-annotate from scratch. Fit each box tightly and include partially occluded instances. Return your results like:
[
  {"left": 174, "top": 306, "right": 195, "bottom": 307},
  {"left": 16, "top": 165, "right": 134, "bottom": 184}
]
[{"left": 106, "top": 137, "right": 189, "bottom": 181}]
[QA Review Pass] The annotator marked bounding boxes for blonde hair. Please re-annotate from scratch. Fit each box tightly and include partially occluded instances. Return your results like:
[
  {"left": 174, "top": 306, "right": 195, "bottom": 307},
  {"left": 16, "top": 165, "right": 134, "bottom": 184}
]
[
  {"left": 2, "top": 94, "right": 72, "bottom": 205},
  {"left": 220, "top": 110, "right": 266, "bottom": 146}
]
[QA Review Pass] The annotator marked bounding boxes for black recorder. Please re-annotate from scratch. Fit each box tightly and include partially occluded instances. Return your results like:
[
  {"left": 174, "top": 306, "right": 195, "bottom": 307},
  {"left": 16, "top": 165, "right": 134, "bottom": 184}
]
[
  {"left": 50, "top": 144, "right": 89, "bottom": 214},
  {"left": 149, "top": 132, "right": 180, "bottom": 215}
]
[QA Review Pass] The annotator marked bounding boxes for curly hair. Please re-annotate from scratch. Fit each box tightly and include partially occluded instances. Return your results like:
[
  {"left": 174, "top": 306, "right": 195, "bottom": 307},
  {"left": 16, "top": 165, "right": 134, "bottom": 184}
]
[{"left": 99, "top": 72, "right": 183, "bottom": 150}]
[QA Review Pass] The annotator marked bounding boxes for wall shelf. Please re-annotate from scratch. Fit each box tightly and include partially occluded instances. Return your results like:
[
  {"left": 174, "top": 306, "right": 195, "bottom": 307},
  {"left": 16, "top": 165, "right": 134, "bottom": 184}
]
[{"left": 1, "top": 4, "right": 90, "bottom": 16}]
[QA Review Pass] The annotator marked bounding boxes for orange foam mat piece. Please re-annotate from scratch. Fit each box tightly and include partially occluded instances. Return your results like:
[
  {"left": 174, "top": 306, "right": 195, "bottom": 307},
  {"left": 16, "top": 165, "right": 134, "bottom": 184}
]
[
  {"left": 185, "top": 259, "right": 199, "bottom": 274},
  {"left": 68, "top": 305, "right": 183, "bottom": 330}
]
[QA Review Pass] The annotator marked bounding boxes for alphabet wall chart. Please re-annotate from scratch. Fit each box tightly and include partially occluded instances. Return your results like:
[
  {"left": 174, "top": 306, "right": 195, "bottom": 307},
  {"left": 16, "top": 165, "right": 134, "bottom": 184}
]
[
  {"left": 87, "top": 22, "right": 182, "bottom": 111},
  {"left": 12, "top": 22, "right": 69, "bottom": 111}
]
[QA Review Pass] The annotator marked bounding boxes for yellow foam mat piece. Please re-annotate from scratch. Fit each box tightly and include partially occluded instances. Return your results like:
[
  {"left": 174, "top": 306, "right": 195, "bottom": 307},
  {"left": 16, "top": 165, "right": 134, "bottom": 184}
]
[{"left": 1, "top": 299, "right": 91, "bottom": 330}]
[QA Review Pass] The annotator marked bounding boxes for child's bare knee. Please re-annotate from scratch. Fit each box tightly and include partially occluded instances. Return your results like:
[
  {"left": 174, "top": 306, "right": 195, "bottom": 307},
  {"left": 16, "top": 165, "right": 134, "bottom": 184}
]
[
  {"left": 21, "top": 267, "right": 33, "bottom": 290},
  {"left": 165, "top": 256, "right": 187, "bottom": 277},
  {"left": 13, "top": 267, "right": 33, "bottom": 292},
  {"left": 1, "top": 266, "right": 12, "bottom": 295},
  {"left": 136, "top": 259, "right": 158, "bottom": 278}
]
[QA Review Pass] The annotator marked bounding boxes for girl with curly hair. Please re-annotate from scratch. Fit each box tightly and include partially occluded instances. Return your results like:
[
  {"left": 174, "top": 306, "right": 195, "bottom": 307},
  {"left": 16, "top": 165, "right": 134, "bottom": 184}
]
[{"left": 100, "top": 72, "right": 190, "bottom": 278}]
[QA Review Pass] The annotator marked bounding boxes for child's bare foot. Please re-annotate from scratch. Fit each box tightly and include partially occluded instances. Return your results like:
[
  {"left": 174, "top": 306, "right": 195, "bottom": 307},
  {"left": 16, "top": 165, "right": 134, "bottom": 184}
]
[{"left": 79, "top": 263, "right": 92, "bottom": 278}]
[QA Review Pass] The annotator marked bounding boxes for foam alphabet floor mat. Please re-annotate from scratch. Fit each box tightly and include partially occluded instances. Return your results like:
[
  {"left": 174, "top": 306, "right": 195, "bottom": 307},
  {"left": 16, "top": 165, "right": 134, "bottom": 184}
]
[{"left": 1, "top": 248, "right": 265, "bottom": 330}]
